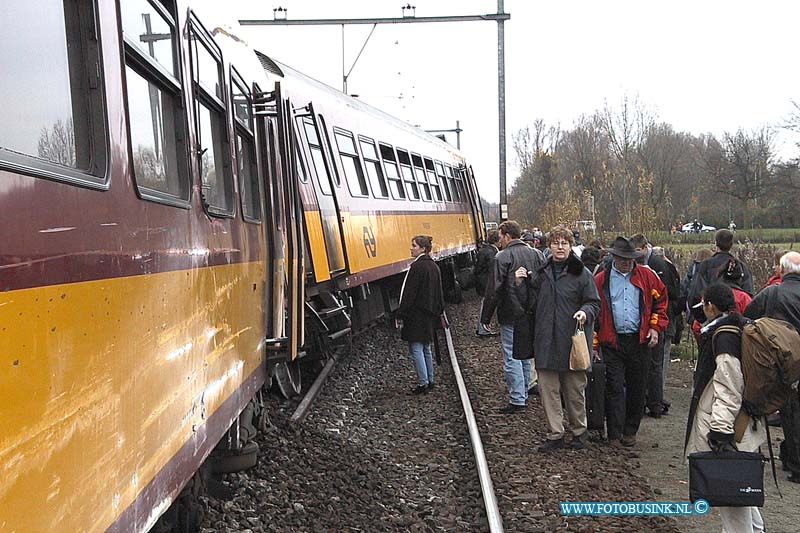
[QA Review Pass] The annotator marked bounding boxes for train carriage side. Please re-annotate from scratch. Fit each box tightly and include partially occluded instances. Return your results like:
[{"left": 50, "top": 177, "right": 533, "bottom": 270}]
[
  {"left": 270, "top": 61, "right": 483, "bottom": 332},
  {"left": 0, "top": 1, "right": 301, "bottom": 531}
]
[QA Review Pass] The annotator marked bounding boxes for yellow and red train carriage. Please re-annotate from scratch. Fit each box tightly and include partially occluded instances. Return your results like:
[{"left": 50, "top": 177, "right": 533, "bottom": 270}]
[{"left": 0, "top": 1, "right": 484, "bottom": 531}]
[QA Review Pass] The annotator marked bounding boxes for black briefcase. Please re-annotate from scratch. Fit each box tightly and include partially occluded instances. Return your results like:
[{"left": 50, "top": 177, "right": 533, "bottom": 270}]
[
  {"left": 688, "top": 450, "right": 765, "bottom": 507},
  {"left": 585, "top": 360, "right": 605, "bottom": 431}
]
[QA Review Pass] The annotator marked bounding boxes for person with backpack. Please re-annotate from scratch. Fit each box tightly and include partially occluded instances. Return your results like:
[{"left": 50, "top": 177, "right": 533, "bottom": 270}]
[
  {"left": 688, "top": 229, "right": 754, "bottom": 323},
  {"left": 481, "top": 220, "right": 545, "bottom": 413},
  {"left": 686, "top": 283, "right": 766, "bottom": 532},
  {"left": 744, "top": 251, "right": 800, "bottom": 483}
]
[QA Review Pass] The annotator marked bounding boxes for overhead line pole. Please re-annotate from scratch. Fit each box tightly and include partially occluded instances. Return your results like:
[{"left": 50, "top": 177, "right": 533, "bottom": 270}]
[
  {"left": 497, "top": 0, "right": 507, "bottom": 221},
  {"left": 240, "top": 9, "right": 510, "bottom": 211}
]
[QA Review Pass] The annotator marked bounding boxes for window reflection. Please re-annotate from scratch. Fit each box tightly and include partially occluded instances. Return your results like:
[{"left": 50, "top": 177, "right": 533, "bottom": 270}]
[
  {"left": 197, "top": 103, "right": 227, "bottom": 209},
  {"left": 120, "top": 0, "right": 175, "bottom": 75}
]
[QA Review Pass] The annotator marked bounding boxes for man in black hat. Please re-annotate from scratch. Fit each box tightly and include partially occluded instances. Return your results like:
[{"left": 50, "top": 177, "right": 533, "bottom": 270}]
[{"left": 593, "top": 237, "right": 669, "bottom": 447}]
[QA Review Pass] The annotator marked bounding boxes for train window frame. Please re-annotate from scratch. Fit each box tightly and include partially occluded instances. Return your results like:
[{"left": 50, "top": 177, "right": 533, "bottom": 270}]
[
  {"left": 396, "top": 148, "right": 420, "bottom": 201},
  {"left": 424, "top": 157, "right": 443, "bottom": 202},
  {"left": 379, "top": 143, "right": 405, "bottom": 200},
  {"left": 434, "top": 160, "right": 452, "bottom": 202},
  {"left": 411, "top": 153, "right": 431, "bottom": 202},
  {"left": 359, "top": 136, "right": 389, "bottom": 199},
  {"left": 301, "top": 117, "right": 333, "bottom": 196},
  {"left": 231, "top": 69, "right": 260, "bottom": 223},
  {"left": 122, "top": 0, "right": 191, "bottom": 207},
  {"left": 189, "top": 13, "right": 234, "bottom": 218},
  {"left": 455, "top": 166, "right": 469, "bottom": 204},
  {"left": 317, "top": 115, "right": 341, "bottom": 187},
  {"left": 0, "top": 1, "right": 109, "bottom": 189},
  {"left": 445, "top": 164, "right": 461, "bottom": 202},
  {"left": 333, "top": 128, "right": 369, "bottom": 198}
]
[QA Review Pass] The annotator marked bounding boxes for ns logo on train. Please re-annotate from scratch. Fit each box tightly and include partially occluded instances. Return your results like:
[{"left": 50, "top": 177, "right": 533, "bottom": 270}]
[{"left": 363, "top": 226, "right": 377, "bottom": 258}]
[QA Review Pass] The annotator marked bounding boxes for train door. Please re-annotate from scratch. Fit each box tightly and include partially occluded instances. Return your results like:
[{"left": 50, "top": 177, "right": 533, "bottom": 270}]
[
  {"left": 295, "top": 104, "right": 347, "bottom": 277},
  {"left": 254, "top": 83, "right": 305, "bottom": 396},
  {"left": 458, "top": 166, "right": 481, "bottom": 244},
  {"left": 467, "top": 166, "right": 487, "bottom": 242}
]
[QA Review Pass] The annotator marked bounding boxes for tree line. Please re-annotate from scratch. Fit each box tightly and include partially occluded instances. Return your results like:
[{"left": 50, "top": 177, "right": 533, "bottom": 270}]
[{"left": 487, "top": 96, "right": 800, "bottom": 233}]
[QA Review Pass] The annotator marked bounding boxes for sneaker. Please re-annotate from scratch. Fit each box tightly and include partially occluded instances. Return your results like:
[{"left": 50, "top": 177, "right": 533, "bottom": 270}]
[
  {"left": 538, "top": 438, "right": 565, "bottom": 452},
  {"left": 498, "top": 403, "right": 526, "bottom": 414},
  {"left": 476, "top": 331, "right": 497, "bottom": 338},
  {"left": 410, "top": 385, "right": 427, "bottom": 395},
  {"left": 621, "top": 435, "right": 637, "bottom": 447},
  {"left": 426, "top": 382, "right": 435, "bottom": 391}
]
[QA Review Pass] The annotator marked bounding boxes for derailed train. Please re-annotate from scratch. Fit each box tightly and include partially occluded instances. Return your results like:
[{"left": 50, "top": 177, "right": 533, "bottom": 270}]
[{"left": 0, "top": 1, "right": 485, "bottom": 531}]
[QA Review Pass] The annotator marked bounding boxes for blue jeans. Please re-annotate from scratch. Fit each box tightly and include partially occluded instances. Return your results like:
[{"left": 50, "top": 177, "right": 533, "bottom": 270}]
[
  {"left": 409, "top": 342, "right": 434, "bottom": 386},
  {"left": 500, "top": 324, "right": 530, "bottom": 405}
]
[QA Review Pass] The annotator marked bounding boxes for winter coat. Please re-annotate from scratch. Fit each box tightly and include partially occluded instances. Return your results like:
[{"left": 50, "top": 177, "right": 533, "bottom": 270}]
[
  {"left": 474, "top": 243, "right": 498, "bottom": 297},
  {"left": 515, "top": 253, "right": 600, "bottom": 370},
  {"left": 744, "top": 273, "right": 800, "bottom": 332},
  {"left": 646, "top": 251, "right": 682, "bottom": 320},
  {"left": 397, "top": 254, "right": 444, "bottom": 342},
  {"left": 481, "top": 240, "right": 545, "bottom": 325},
  {"left": 685, "top": 313, "right": 766, "bottom": 458},
  {"left": 594, "top": 262, "right": 669, "bottom": 349},
  {"left": 688, "top": 251, "right": 754, "bottom": 321}
]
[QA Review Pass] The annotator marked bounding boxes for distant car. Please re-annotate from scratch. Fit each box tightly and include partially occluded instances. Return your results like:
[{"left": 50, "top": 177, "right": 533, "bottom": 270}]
[
  {"left": 575, "top": 220, "right": 596, "bottom": 232},
  {"left": 681, "top": 222, "right": 716, "bottom": 233}
]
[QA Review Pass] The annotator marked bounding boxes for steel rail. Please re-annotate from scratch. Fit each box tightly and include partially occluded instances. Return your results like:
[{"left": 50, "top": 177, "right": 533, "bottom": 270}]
[{"left": 444, "top": 326, "right": 504, "bottom": 532}]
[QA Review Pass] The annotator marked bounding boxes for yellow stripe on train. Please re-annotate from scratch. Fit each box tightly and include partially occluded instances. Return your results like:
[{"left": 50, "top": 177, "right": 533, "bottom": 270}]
[{"left": 0, "top": 262, "right": 265, "bottom": 532}]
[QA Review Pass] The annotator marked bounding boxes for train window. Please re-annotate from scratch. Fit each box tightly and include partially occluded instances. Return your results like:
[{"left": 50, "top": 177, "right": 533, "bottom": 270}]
[
  {"left": 334, "top": 129, "right": 368, "bottom": 197},
  {"left": 411, "top": 153, "right": 431, "bottom": 201},
  {"left": 318, "top": 115, "right": 341, "bottom": 187},
  {"left": 455, "top": 167, "right": 469, "bottom": 203},
  {"left": 434, "top": 161, "right": 452, "bottom": 202},
  {"left": 359, "top": 137, "right": 388, "bottom": 199},
  {"left": 445, "top": 164, "right": 460, "bottom": 202},
  {"left": 0, "top": 1, "right": 107, "bottom": 186},
  {"left": 302, "top": 118, "right": 332, "bottom": 195},
  {"left": 232, "top": 70, "right": 259, "bottom": 222},
  {"left": 190, "top": 15, "right": 233, "bottom": 216},
  {"left": 424, "top": 158, "right": 442, "bottom": 202},
  {"left": 231, "top": 68, "right": 252, "bottom": 133},
  {"left": 379, "top": 143, "right": 405, "bottom": 200},
  {"left": 122, "top": 0, "right": 190, "bottom": 203},
  {"left": 396, "top": 149, "right": 420, "bottom": 201}
]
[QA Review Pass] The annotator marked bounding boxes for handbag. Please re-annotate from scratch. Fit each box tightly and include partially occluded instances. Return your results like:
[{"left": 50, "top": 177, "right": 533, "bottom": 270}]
[
  {"left": 688, "top": 450, "right": 765, "bottom": 507},
  {"left": 569, "top": 322, "right": 591, "bottom": 371}
]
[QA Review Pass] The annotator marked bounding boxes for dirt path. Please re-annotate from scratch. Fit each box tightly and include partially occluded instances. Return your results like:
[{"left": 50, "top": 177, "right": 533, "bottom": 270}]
[{"left": 634, "top": 357, "right": 800, "bottom": 533}]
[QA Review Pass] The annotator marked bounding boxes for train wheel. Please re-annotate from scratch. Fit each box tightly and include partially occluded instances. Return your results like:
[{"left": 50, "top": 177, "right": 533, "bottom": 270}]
[{"left": 274, "top": 360, "right": 302, "bottom": 398}]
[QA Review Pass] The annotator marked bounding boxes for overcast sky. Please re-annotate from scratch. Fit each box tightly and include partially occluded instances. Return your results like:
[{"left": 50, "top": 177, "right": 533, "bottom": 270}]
[{"left": 197, "top": 0, "right": 800, "bottom": 203}]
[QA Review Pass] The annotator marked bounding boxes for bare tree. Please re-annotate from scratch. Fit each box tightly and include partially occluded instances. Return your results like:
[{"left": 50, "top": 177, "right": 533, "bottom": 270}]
[{"left": 37, "top": 118, "right": 76, "bottom": 167}]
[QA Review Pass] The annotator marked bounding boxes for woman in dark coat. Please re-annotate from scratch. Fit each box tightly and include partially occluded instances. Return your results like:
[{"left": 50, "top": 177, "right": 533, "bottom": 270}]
[
  {"left": 516, "top": 226, "right": 600, "bottom": 451},
  {"left": 397, "top": 235, "right": 445, "bottom": 394}
]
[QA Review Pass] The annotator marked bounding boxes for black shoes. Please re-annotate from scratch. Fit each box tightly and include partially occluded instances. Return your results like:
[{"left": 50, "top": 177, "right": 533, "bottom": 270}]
[
  {"left": 476, "top": 331, "right": 497, "bottom": 337},
  {"left": 570, "top": 434, "right": 588, "bottom": 450},
  {"left": 410, "top": 385, "right": 427, "bottom": 395},
  {"left": 538, "top": 438, "right": 565, "bottom": 452},
  {"left": 426, "top": 382, "right": 435, "bottom": 391},
  {"left": 528, "top": 383, "right": 540, "bottom": 396},
  {"left": 498, "top": 403, "right": 526, "bottom": 414},
  {"left": 646, "top": 410, "right": 662, "bottom": 419}
]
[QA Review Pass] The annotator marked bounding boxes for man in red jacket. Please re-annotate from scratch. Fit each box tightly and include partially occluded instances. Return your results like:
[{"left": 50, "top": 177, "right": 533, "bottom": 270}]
[{"left": 594, "top": 237, "right": 669, "bottom": 447}]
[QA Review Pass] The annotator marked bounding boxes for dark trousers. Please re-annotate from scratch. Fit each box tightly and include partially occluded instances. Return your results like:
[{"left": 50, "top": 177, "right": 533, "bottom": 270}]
[
  {"left": 780, "top": 390, "right": 800, "bottom": 475},
  {"left": 604, "top": 335, "right": 649, "bottom": 440},
  {"left": 646, "top": 336, "right": 666, "bottom": 413}
]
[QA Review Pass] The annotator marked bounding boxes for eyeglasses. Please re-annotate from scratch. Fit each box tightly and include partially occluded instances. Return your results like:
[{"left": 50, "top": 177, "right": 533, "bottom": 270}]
[{"left": 551, "top": 241, "right": 571, "bottom": 248}]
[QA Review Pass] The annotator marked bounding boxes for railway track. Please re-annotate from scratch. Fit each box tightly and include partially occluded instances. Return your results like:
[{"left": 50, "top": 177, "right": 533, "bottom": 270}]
[{"left": 200, "top": 293, "right": 680, "bottom": 531}]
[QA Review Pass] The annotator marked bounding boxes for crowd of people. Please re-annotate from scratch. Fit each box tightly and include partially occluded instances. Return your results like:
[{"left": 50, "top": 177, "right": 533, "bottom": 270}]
[{"left": 464, "top": 223, "right": 799, "bottom": 533}]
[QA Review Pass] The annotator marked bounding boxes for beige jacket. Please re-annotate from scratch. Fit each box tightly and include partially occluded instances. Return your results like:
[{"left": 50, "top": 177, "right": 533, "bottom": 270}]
[{"left": 686, "top": 353, "right": 766, "bottom": 458}]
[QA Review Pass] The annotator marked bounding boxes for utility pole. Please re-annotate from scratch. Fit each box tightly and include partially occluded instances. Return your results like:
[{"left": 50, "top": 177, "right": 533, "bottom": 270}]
[
  {"left": 425, "top": 121, "right": 462, "bottom": 149},
  {"left": 497, "top": 0, "right": 507, "bottom": 220}
]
